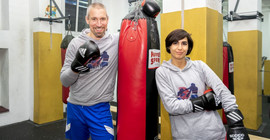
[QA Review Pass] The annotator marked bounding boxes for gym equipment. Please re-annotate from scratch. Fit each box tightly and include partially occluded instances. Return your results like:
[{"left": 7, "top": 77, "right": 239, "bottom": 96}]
[
  {"left": 223, "top": 42, "right": 234, "bottom": 124},
  {"left": 225, "top": 109, "right": 250, "bottom": 140},
  {"left": 71, "top": 40, "right": 100, "bottom": 73},
  {"left": 190, "top": 89, "right": 222, "bottom": 112},
  {"left": 60, "top": 24, "right": 74, "bottom": 104},
  {"left": 117, "top": 0, "right": 160, "bottom": 139}
]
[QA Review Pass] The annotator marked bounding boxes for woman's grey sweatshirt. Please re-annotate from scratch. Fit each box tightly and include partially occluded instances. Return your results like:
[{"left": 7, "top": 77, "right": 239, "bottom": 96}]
[{"left": 155, "top": 57, "right": 238, "bottom": 140}]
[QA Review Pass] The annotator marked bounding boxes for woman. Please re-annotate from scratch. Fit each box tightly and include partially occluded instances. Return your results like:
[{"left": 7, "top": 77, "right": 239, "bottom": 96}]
[{"left": 155, "top": 29, "right": 249, "bottom": 140}]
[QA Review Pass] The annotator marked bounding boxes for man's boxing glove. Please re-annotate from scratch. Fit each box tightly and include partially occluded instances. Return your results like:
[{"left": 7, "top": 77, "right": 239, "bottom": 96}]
[
  {"left": 141, "top": 0, "right": 160, "bottom": 18},
  {"left": 71, "top": 40, "right": 100, "bottom": 73},
  {"left": 190, "top": 89, "right": 222, "bottom": 112},
  {"left": 225, "top": 109, "right": 250, "bottom": 140}
]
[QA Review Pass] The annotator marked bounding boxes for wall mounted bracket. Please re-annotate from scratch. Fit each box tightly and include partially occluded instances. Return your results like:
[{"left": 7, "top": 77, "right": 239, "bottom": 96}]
[
  {"left": 223, "top": 0, "right": 263, "bottom": 22},
  {"left": 33, "top": 0, "right": 70, "bottom": 24}
]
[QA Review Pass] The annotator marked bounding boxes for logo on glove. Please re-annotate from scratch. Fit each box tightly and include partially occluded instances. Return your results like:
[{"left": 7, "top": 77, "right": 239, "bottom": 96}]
[
  {"left": 79, "top": 48, "right": 87, "bottom": 58},
  {"left": 229, "top": 133, "right": 245, "bottom": 140}
]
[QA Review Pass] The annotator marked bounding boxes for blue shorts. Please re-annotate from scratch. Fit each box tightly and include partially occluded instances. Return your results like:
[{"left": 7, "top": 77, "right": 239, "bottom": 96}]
[{"left": 65, "top": 102, "right": 114, "bottom": 140}]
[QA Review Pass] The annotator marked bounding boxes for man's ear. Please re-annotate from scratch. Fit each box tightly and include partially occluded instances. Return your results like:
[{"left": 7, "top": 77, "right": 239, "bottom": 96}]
[{"left": 85, "top": 16, "right": 89, "bottom": 24}]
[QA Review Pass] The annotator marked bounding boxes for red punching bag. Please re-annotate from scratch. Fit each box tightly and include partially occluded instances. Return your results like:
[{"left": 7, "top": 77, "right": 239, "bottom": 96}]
[
  {"left": 60, "top": 30, "right": 74, "bottom": 104},
  {"left": 117, "top": 0, "right": 160, "bottom": 140},
  {"left": 223, "top": 42, "right": 234, "bottom": 124}
]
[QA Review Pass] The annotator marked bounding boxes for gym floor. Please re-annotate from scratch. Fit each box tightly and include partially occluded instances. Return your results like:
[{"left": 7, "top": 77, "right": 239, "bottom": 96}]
[{"left": 0, "top": 96, "right": 269, "bottom": 140}]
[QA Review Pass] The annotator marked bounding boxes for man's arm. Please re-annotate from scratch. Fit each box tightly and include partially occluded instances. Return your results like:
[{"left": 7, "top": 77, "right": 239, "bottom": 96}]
[
  {"left": 60, "top": 40, "right": 100, "bottom": 87},
  {"left": 60, "top": 40, "right": 80, "bottom": 87}
]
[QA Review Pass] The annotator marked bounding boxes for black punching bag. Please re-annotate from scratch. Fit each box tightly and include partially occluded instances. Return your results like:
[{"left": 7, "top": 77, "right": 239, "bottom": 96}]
[
  {"left": 223, "top": 42, "right": 234, "bottom": 124},
  {"left": 60, "top": 30, "right": 74, "bottom": 104},
  {"left": 223, "top": 42, "right": 234, "bottom": 95},
  {"left": 117, "top": 0, "right": 161, "bottom": 140}
]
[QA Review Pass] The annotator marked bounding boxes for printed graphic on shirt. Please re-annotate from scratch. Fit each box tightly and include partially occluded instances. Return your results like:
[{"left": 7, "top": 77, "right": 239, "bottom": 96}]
[
  {"left": 177, "top": 83, "right": 198, "bottom": 100},
  {"left": 87, "top": 51, "right": 109, "bottom": 69}
]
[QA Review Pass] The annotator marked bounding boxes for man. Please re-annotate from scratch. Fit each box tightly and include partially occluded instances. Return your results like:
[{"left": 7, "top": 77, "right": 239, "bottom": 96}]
[{"left": 60, "top": 2, "right": 119, "bottom": 140}]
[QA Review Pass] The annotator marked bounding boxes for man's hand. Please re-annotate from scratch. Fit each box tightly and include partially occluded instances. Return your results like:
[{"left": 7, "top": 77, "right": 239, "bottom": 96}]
[{"left": 71, "top": 40, "right": 100, "bottom": 73}]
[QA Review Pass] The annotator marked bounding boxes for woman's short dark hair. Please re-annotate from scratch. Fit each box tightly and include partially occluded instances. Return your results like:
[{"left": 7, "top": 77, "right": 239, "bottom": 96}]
[{"left": 165, "top": 29, "right": 193, "bottom": 55}]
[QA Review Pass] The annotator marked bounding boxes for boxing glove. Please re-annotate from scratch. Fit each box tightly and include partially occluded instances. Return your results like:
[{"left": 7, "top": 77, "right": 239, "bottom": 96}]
[
  {"left": 71, "top": 40, "right": 100, "bottom": 73},
  {"left": 204, "top": 89, "right": 222, "bottom": 110},
  {"left": 225, "top": 109, "right": 250, "bottom": 140},
  {"left": 190, "top": 89, "right": 222, "bottom": 112},
  {"left": 141, "top": 0, "right": 160, "bottom": 18}
]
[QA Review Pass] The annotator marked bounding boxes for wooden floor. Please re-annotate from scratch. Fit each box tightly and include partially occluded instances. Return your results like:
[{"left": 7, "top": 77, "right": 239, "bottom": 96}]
[{"left": 250, "top": 135, "right": 270, "bottom": 140}]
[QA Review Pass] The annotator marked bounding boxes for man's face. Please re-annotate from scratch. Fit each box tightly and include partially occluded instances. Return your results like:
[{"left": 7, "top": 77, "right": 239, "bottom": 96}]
[{"left": 86, "top": 7, "right": 108, "bottom": 40}]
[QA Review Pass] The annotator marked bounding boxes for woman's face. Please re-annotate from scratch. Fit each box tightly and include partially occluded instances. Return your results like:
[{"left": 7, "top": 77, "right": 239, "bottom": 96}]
[{"left": 169, "top": 37, "right": 188, "bottom": 61}]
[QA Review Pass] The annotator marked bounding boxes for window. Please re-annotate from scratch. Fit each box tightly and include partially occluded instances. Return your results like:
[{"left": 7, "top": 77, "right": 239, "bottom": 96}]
[
  {"left": 65, "top": 0, "right": 89, "bottom": 32},
  {"left": 0, "top": 0, "right": 9, "bottom": 30},
  {"left": 0, "top": 48, "right": 9, "bottom": 113}
]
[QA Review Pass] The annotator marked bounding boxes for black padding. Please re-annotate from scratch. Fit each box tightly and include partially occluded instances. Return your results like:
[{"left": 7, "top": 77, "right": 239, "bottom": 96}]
[
  {"left": 142, "top": 0, "right": 160, "bottom": 18},
  {"left": 226, "top": 109, "right": 244, "bottom": 127},
  {"left": 61, "top": 34, "right": 74, "bottom": 49}
]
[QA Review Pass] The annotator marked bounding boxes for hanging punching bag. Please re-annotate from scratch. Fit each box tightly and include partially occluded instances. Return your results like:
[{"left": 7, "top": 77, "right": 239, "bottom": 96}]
[
  {"left": 60, "top": 30, "right": 74, "bottom": 104},
  {"left": 117, "top": 0, "right": 160, "bottom": 140},
  {"left": 223, "top": 42, "right": 234, "bottom": 124},
  {"left": 223, "top": 42, "right": 234, "bottom": 94}
]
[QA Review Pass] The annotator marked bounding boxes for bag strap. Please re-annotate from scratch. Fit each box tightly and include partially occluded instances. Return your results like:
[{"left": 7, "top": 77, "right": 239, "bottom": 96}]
[{"left": 66, "top": 19, "right": 73, "bottom": 36}]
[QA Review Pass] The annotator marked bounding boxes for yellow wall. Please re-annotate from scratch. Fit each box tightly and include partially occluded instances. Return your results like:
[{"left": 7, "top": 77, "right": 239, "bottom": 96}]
[
  {"left": 228, "top": 30, "right": 262, "bottom": 130},
  {"left": 33, "top": 32, "right": 63, "bottom": 124},
  {"left": 264, "top": 60, "right": 270, "bottom": 96},
  {"left": 160, "top": 7, "right": 223, "bottom": 140}
]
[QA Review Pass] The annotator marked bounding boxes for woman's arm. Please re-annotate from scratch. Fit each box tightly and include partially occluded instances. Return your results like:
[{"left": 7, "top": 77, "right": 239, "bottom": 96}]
[
  {"left": 200, "top": 61, "right": 238, "bottom": 112},
  {"left": 155, "top": 68, "right": 193, "bottom": 115}
]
